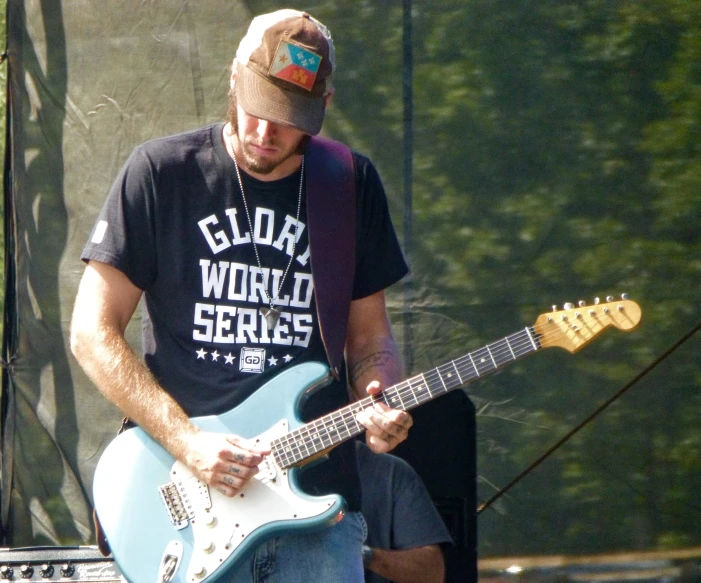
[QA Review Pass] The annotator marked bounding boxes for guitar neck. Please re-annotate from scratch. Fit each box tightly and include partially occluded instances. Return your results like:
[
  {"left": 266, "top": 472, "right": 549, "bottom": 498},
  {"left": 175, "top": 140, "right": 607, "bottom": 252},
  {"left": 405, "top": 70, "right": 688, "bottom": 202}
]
[{"left": 272, "top": 325, "right": 541, "bottom": 469}]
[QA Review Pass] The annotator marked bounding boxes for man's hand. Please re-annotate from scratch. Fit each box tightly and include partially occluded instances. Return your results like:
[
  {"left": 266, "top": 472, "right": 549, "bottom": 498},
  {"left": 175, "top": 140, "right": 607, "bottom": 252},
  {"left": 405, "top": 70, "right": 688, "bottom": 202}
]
[
  {"left": 183, "top": 431, "right": 271, "bottom": 497},
  {"left": 356, "top": 380, "right": 413, "bottom": 454}
]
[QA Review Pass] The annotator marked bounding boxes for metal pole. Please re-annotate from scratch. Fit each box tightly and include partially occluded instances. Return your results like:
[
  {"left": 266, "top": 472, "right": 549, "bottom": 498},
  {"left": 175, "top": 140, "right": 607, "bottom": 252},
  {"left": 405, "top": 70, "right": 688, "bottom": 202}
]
[{"left": 402, "top": 0, "right": 414, "bottom": 372}]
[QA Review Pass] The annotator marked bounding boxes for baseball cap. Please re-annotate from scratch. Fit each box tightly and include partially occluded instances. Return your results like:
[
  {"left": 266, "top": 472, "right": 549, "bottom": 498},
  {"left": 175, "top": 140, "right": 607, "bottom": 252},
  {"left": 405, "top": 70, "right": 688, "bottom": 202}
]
[{"left": 235, "top": 9, "right": 336, "bottom": 136}]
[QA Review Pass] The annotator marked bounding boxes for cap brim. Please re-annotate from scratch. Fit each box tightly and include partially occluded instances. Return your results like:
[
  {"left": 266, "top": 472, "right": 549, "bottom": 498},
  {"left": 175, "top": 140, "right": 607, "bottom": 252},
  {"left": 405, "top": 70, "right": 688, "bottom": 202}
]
[{"left": 236, "top": 63, "right": 325, "bottom": 136}]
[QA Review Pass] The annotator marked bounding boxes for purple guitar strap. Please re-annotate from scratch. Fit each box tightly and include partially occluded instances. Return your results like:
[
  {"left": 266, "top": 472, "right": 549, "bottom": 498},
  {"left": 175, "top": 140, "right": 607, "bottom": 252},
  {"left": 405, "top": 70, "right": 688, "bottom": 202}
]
[{"left": 305, "top": 136, "right": 356, "bottom": 380}]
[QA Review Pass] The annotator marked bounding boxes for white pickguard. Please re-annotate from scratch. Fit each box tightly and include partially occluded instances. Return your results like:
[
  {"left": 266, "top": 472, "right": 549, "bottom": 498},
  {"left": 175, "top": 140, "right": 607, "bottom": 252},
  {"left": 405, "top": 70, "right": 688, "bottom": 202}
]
[{"left": 171, "top": 421, "right": 339, "bottom": 581}]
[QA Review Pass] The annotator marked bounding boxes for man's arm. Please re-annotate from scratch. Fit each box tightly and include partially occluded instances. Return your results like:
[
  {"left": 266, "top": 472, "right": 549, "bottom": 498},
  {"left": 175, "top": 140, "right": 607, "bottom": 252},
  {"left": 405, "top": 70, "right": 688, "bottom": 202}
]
[
  {"left": 345, "top": 289, "right": 412, "bottom": 453},
  {"left": 366, "top": 545, "right": 445, "bottom": 583},
  {"left": 70, "top": 260, "right": 267, "bottom": 496}
]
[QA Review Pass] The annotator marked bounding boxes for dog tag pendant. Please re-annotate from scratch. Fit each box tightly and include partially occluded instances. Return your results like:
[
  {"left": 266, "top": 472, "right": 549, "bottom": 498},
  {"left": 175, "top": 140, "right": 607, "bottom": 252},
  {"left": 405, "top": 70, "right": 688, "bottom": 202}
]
[{"left": 260, "top": 306, "right": 281, "bottom": 331}]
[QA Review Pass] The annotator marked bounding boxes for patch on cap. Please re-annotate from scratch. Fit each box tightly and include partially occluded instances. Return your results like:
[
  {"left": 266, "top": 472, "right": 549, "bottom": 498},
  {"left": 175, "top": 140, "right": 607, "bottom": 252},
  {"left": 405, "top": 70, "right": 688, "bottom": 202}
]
[{"left": 269, "top": 40, "right": 322, "bottom": 92}]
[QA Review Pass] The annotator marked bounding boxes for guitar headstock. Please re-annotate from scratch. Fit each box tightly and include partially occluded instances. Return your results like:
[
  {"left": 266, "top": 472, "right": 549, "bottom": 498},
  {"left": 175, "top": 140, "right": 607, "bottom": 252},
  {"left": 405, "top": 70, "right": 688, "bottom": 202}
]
[{"left": 533, "top": 295, "right": 642, "bottom": 353}]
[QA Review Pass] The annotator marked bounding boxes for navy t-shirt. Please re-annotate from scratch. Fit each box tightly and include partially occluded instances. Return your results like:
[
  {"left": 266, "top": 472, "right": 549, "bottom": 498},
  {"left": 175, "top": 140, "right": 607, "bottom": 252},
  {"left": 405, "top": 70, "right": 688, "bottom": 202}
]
[
  {"left": 356, "top": 442, "right": 453, "bottom": 583},
  {"left": 82, "top": 123, "right": 408, "bottom": 511}
]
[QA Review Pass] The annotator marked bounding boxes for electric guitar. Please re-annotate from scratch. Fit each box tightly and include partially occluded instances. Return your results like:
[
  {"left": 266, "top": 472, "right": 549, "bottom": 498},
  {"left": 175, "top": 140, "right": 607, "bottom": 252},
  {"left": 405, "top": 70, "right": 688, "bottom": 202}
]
[{"left": 92, "top": 296, "right": 641, "bottom": 583}]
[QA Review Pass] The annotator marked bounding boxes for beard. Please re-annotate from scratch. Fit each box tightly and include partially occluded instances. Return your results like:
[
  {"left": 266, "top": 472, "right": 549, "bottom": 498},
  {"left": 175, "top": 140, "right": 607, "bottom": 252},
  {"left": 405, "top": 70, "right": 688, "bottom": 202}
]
[{"left": 226, "top": 88, "right": 309, "bottom": 175}]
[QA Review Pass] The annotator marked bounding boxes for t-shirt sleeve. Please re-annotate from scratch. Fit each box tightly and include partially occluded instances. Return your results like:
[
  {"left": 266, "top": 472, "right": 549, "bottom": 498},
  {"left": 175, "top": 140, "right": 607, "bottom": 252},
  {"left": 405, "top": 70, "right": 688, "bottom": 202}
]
[
  {"left": 80, "top": 146, "right": 157, "bottom": 290},
  {"left": 352, "top": 155, "right": 409, "bottom": 300},
  {"left": 390, "top": 457, "right": 454, "bottom": 550}
]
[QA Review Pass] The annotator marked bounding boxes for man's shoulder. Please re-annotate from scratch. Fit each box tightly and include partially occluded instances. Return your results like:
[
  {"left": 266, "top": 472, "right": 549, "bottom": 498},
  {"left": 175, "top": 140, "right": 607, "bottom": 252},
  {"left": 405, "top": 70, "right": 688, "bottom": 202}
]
[{"left": 133, "top": 123, "right": 221, "bottom": 165}]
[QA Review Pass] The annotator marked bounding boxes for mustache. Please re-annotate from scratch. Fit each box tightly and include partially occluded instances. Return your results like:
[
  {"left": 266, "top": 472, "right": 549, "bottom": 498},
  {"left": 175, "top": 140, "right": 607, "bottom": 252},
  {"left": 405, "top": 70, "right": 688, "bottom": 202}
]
[{"left": 245, "top": 137, "right": 279, "bottom": 149}]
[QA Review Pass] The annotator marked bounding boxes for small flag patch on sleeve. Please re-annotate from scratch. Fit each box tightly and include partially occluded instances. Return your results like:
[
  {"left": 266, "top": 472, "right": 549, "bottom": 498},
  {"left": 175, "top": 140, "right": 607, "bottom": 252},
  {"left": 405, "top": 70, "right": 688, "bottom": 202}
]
[{"left": 91, "top": 220, "right": 108, "bottom": 244}]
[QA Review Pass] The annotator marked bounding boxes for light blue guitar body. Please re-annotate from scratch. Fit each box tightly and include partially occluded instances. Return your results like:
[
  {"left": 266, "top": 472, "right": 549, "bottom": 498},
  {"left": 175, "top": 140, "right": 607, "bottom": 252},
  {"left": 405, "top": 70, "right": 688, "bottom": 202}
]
[{"left": 92, "top": 362, "right": 346, "bottom": 583}]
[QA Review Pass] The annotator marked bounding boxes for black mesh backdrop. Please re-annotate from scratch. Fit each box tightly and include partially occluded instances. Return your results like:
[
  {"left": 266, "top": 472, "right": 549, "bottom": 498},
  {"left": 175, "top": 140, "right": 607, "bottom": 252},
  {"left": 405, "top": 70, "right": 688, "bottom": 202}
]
[{"left": 1, "top": 0, "right": 700, "bottom": 569}]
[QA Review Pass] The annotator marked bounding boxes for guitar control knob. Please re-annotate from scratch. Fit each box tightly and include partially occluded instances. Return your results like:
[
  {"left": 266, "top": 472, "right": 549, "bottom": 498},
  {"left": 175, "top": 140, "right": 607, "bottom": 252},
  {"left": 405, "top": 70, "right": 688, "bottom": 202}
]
[
  {"left": 60, "top": 563, "right": 75, "bottom": 577},
  {"left": 0, "top": 565, "right": 13, "bottom": 580},
  {"left": 18, "top": 565, "right": 33, "bottom": 579},
  {"left": 39, "top": 564, "right": 54, "bottom": 578},
  {"left": 193, "top": 566, "right": 207, "bottom": 579}
]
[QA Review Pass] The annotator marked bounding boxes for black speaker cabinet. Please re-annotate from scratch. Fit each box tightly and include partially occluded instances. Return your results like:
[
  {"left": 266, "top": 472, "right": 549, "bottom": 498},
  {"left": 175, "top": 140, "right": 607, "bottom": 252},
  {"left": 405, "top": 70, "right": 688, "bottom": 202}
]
[{"left": 392, "top": 389, "right": 477, "bottom": 583}]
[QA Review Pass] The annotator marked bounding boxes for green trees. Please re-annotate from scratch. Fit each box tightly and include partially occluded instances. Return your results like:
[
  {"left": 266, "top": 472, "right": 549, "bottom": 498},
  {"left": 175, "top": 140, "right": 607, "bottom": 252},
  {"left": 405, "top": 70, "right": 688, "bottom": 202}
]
[
  {"left": 322, "top": 0, "right": 701, "bottom": 555},
  {"left": 3, "top": 0, "right": 699, "bottom": 557}
]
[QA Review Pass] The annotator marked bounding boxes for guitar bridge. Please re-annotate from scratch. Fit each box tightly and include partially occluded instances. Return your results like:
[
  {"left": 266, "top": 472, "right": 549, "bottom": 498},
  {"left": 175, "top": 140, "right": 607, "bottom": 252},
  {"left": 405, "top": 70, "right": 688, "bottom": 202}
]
[{"left": 159, "top": 482, "right": 192, "bottom": 530}]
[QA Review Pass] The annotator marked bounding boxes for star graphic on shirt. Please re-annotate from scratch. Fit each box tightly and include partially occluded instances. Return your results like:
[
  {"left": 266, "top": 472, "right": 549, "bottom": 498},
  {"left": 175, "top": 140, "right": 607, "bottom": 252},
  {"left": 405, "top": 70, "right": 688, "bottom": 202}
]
[
  {"left": 283, "top": 354, "right": 293, "bottom": 363},
  {"left": 196, "top": 348, "right": 207, "bottom": 360},
  {"left": 211, "top": 350, "right": 220, "bottom": 362},
  {"left": 224, "top": 353, "right": 236, "bottom": 365},
  {"left": 267, "top": 356, "right": 278, "bottom": 367}
]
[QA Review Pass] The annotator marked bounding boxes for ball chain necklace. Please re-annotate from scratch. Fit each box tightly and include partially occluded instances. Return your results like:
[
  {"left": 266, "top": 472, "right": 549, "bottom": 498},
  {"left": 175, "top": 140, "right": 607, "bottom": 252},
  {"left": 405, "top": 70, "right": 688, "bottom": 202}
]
[{"left": 229, "top": 132, "right": 304, "bottom": 331}]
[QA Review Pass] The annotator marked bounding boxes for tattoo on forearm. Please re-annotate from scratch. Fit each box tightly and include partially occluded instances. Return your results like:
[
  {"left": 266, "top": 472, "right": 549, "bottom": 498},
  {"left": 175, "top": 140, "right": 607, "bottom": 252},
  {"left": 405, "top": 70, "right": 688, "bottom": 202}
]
[{"left": 349, "top": 350, "right": 395, "bottom": 383}]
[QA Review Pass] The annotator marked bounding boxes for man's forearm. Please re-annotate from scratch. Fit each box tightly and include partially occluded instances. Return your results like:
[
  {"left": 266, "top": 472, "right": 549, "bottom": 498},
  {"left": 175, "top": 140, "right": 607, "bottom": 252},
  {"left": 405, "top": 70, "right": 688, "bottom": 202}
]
[
  {"left": 367, "top": 545, "right": 445, "bottom": 583},
  {"left": 71, "top": 322, "right": 198, "bottom": 463},
  {"left": 347, "top": 336, "right": 403, "bottom": 400}
]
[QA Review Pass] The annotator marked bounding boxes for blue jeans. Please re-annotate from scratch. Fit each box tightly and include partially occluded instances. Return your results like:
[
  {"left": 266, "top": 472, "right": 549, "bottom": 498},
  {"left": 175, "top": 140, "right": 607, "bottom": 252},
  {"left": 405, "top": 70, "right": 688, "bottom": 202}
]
[{"left": 226, "top": 512, "right": 367, "bottom": 582}]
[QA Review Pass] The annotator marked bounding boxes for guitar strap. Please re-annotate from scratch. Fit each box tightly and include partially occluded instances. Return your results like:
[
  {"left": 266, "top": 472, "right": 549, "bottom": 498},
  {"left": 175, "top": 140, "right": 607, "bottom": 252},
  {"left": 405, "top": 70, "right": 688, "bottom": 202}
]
[{"left": 305, "top": 136, "right": 357, "bottom": 380}]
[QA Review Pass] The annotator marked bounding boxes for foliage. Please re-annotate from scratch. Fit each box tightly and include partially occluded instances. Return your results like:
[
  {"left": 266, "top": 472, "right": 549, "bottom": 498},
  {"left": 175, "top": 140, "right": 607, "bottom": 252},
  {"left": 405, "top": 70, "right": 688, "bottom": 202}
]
[
  {"left": 317, "top": 0, "right": 701, "bottom": 556},
  {"left": 4, "top": 0, "right": 701, "bottom": 559}
]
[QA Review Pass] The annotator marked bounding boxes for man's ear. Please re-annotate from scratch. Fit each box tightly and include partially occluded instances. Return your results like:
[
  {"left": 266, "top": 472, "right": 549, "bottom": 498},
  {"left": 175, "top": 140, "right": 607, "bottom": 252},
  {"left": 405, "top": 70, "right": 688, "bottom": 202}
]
[
  {"left": 230, "top": 59, "right": 238, "bottom": 90},
  {"left": 324, "top": 87, "right": 335, "bottom": 109}
]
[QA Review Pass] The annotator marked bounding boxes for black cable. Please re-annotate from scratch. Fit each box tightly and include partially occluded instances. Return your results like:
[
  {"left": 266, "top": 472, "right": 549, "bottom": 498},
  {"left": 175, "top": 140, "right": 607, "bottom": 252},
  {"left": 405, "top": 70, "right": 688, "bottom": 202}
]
[{"left": 477, "top": 318, "right": 701, "bottom": 514}]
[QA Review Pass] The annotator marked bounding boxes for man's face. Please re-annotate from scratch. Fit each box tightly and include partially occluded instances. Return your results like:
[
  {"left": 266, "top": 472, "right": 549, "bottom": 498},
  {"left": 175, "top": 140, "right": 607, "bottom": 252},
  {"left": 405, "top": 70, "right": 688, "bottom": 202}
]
[{"left": 227, "top": 89, "right": 307, "bottom": 176}]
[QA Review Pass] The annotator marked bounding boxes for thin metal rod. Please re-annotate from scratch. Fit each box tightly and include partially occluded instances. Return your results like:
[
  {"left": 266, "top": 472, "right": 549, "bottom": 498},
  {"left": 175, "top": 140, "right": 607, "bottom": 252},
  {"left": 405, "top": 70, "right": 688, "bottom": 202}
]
[
  {"left": 402, "top": 0, "right": 414, "bottom": 372},
  {"left": 477, "top": 319, "right": 701, "bottom": 514}
]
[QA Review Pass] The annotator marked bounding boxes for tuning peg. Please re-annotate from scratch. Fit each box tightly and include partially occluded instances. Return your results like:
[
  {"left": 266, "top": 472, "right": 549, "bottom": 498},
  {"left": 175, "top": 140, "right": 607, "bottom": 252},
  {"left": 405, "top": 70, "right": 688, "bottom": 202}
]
[
  {"left": 578, "top": 300, "right": 586, "bottom": 307},
  {"left": 621, "top": 293, "right": 629, "bottom": 300},
  {"left": 552, "top": 305, "right": 557, "bottom": 312},
  {"left": 563, "top": 302, "right": 574, "bottom": 310},
  {"left": 606, "top": 295, "right": 614, "bottom": 302},
  {"left": 594, "top": 297, "right": 601, "bottom": 305}
]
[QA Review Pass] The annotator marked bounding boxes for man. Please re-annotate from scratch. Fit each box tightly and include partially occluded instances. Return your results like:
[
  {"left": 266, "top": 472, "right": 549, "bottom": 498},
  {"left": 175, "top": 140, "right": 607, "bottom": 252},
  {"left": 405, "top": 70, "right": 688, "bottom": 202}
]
[
  {"left": 70, "top": 9, "right": 412, "bottom": 583},
  {"left": 356, "top": 442, "right": 452, "bottom": 583}
]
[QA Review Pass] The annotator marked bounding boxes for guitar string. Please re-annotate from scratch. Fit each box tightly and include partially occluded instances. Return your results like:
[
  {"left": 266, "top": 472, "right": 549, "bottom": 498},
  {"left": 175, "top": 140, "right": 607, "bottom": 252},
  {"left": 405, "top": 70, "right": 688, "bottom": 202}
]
[
  {"left": 273, "top": 324, "right": 597, "bottom": 464},
  {"left": 272, "top": 325, "right": 581, "bottom": 461},
  {"left": 272, "top": 315, "right": 628, "bottom": 466},
  {"left": 271, "top": 340, "right": 515, "bottom": 465}
]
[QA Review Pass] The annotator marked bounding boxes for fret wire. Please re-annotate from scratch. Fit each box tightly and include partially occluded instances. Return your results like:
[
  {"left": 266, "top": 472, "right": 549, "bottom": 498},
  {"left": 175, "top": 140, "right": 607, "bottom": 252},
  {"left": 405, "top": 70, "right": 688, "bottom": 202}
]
[
  {"left": 436, "top": 362, "right": 460, "bottom": 390},
  {"left": 467, "top": 352, "right": 480, "bottom": 377},
  {"left": 405, "top": 378, "right": 425, "bottom": 406},
  {"left": 434, "top": 367, "right": 449, "bottom": 392},
  {"left": 450, "top": 360, "right": 464, "bottom": 384},
  {"left": 485, "top": 344, "right": 498, "bottom": 368},
  {"left": 526, "top": 326, "right": 540, "bottom": 351},
  {"left": 505, "top": 338, "right": 516, "bottom": 360},
  {"left": 491, "top": 338, "right": 511, "bottom": 367},
  {"left": 383, "top": 386, "right": 405, "bottom": 410}
]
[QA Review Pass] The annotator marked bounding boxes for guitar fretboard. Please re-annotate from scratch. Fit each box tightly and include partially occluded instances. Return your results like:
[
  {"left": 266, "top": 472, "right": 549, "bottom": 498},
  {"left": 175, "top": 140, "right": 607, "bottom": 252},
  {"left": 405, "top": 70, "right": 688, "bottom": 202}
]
[{"left": 271, "top": 326, "right": 541, "bottom": 469}]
